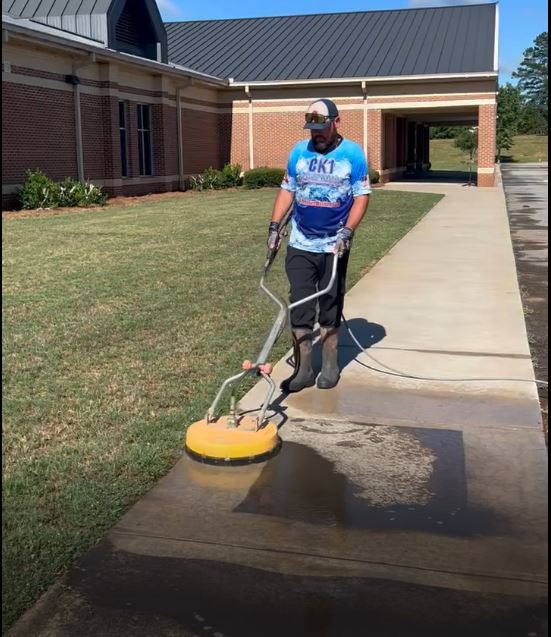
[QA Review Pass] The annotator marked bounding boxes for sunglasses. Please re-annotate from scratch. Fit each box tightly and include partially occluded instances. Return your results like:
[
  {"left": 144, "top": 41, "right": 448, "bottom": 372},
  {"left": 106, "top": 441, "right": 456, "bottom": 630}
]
[{"left": 304, "top": 113, "right": 335, "bottom": 125}]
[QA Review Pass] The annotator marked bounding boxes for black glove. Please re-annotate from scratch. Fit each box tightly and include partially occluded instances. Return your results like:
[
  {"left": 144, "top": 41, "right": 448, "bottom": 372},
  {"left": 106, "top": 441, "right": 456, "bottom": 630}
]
[
  {"left": 334, "top": 227, "right": 354, "bottom": 257},
  {"left": 267, "top": 221, "right": 281, "bottom": 251}
]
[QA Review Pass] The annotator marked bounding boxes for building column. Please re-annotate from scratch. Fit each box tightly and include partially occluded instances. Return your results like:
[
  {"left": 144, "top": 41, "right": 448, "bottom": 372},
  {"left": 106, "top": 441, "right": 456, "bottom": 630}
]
[
  {"left": 478, "top": 103, "right": 497, "bottom": 187},
  {"left": 367, "top": 109, "right": 383, "bottom": 175}
]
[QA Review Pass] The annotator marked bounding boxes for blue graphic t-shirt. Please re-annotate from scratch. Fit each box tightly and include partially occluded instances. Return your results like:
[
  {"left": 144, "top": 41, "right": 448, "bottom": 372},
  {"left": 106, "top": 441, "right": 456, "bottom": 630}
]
[{"left": 281, "top": 138, "right": 371, "bottom": 253}]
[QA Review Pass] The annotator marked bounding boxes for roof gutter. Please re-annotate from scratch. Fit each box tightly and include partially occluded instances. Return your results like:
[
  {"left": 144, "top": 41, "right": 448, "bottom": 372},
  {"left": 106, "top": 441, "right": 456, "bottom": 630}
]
[
  {"left": 2, "top": 18, "right": 227, "bottom": 87},
  {"left": 228, "top": 72, "right": 498, "bottom": 88}
]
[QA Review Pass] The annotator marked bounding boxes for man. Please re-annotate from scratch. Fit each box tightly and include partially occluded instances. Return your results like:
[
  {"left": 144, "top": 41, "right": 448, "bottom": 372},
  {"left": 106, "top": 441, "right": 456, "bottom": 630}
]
[{"left": 268, "top": 98, "right": 371, "bottom": 392}]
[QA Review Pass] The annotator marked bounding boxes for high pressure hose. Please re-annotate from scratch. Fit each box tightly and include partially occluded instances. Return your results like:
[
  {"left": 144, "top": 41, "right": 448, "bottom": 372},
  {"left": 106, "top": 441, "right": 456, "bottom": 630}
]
[{"left": 342, "top": 314, "right": 548, "bottom": 388}]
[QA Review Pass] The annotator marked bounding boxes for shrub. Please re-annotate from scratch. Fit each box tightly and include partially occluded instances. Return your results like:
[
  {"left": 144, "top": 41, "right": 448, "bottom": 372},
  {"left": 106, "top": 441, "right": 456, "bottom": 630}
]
[
  {"left": 243, "top": 167, "right": 285, "bottom": 189},
  {"left": 189, "top": 167, "right": 224, "bottom": 190},
  {"left": 190, "top": 164, "right": 244, "bottom": 191},
  {"left": 219, "top": 163, "right": 243, "bottom": 188},
  {"left": 19, "top": 171, "right": 107, "bottom": 209},
  {"left": 19, "top": 170, "right": 58, "bottom": 209},
  {"left": 78, "top": 182, "right": 107, "bottom": 207},
  {"left": 188, "top": 175, "right": 205, "bottom": 191},
  {"left": 57, "top": 178, "right": 82, "bottom": 207},
  {"left": 368, "top": 167, "right": 380, "bottom": 185},
  {"left": 201, "top": 166, "right": 224, "bottom": 190}
]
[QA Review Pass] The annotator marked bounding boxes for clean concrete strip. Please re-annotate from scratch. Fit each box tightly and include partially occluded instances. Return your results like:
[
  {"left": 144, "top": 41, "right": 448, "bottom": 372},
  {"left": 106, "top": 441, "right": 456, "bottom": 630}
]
[{"left": 241, "top": 182, "right": 542, "bottom": 430}]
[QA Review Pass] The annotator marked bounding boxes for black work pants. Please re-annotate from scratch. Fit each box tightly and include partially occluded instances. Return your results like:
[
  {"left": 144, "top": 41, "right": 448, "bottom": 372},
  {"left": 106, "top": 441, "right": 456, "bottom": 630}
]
[{"left": 285, "top": 246, "right": 350, "bottom": 330}]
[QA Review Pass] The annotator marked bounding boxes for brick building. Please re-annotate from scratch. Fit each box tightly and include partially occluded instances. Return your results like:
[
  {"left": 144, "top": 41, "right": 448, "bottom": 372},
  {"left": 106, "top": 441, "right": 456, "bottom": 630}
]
[{"left": 2, "top": 1, "right": 499, "bottom": 209}]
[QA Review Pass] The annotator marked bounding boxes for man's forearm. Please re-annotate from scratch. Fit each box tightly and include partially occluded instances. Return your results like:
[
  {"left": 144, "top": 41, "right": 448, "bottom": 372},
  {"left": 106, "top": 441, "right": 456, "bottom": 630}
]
[
  {"left": 271, "top": 189, "right": 295, "bottom": 224},
  {"left": 344, "top": 195, "right": 369, "bottom": 231}
]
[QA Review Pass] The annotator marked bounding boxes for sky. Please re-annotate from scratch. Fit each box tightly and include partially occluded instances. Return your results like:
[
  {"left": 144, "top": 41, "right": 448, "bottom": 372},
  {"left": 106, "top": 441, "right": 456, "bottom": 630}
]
[{"left": 156, "top": 0, "right": 548, "bottom": 84}]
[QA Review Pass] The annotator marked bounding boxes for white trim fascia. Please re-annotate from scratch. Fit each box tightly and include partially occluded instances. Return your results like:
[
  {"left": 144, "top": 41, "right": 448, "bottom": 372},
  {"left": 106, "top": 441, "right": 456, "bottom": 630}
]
[
  {"left": 231, "top": 92, "right": 497, "bottom": 104},
  {"left": 229, "top": 99, "right": 495, "bottom": 114},
  {"left": 228, "top": 72, "right": 498, "bottom": 88}
]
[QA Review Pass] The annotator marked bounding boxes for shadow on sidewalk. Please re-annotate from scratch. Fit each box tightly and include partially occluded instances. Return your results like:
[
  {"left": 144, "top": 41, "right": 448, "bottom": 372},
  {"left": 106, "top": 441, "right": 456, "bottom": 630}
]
[{"left": 263, "top": 318, "right": 386, "bottom": 427}]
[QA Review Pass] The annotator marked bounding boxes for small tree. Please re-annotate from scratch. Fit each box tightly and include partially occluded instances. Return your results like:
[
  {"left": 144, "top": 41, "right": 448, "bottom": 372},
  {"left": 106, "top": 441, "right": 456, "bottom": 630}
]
[
  {"left": 454, "top": 128, "right": 478, "bottom": 162},
  {"left": 496, "top": 84, "right": 523, "bottom": 161},
  {"left": 454, "top": 128, "right": 478, "bottom": 184}
]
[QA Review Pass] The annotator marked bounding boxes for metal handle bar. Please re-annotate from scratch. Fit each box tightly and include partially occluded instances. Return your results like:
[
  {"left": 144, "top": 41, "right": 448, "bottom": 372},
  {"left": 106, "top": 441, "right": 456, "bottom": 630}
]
[{"left": 206, "top": 229, "right": 339, "bottom": 427}]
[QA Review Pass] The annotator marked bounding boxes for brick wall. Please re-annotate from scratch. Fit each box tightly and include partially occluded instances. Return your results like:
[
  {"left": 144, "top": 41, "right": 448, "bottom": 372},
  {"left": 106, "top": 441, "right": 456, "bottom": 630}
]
[
  {"left": 181, "top": 108, "right": 220, "bottom": 173},
  {"left": 81, "top": 93, "right": 119, "bottom": 181},
  {"left": 2, "top": 52, "right": 498, "bottom": 209},
  {"left": 152, "top": 103, "right": 178, "bottom": 185},
  {"left": 228, "top": 111, "right": 250, "bottom": 171},
  {"left": 367, "top": 109, "right": 383, "bottom": 172},
  {"left": 253, "top": 110, "right": 305, "bottom": 168},
  {"left": 2, "top": 82, "right": 77, "bottom": 183},
  {"left": 478, "top": 103, "right": 497, "bottom": 187},
  {"left": 228, "top": 102, "right": 366, "bottom": 172},
  {"left": 336, "top": 107, "right": 363, "bottom": 151}
]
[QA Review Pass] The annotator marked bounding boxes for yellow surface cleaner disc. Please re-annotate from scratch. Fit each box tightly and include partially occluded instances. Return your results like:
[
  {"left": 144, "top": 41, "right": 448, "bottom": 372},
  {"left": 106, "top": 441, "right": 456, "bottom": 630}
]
[{"left": 185, "top": 416, "right": 281, "bottom": 465}]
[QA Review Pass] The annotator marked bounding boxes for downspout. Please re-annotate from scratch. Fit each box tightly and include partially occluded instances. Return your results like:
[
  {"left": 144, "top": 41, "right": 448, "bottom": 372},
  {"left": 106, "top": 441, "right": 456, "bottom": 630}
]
[
  {"left": 361, "top": 80, "right": 367, "bottom": 158},
  {"left": 176, "top": 86, "right": 185, "bottom": 190},
  {"left": 68, "top": 53, "right": 96, "bottom": 182},
  {"left": 245, "top": 85, "right": 254, "bottom": 170}
]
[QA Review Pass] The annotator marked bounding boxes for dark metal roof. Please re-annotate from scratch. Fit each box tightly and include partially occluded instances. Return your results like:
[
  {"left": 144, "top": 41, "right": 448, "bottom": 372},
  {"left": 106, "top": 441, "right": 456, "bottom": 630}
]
[{"left": 165, "top": 4, "right": 497, "bottom": 82}]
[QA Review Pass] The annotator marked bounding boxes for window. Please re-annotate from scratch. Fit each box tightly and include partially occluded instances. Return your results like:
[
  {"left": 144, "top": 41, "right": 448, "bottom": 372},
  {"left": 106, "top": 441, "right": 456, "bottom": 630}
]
[
  {"left": 137, "top": 104, "right": 152, "bottom": 176},
  {"left": 119, "top": 101, "right": 128, "bottom": 177}
]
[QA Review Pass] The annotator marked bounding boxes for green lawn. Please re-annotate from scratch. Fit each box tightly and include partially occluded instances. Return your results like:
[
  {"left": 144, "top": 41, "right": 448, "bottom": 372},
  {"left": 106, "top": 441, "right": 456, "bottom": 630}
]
[
  {"left": 2, "top": 187, "right": 442, "bottom": 632},
  {"left": 430, "top": 134, "right": 548, "bottom": 171}
]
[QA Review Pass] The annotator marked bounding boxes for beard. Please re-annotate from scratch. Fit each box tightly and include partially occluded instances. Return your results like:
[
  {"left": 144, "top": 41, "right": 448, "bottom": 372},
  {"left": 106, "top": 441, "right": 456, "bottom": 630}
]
[
  {"left": 312, "top": 131, "right": 337, "bottom": 153},
  {"left": 313, "top": 136, "right": 330, "bottom": 152}
]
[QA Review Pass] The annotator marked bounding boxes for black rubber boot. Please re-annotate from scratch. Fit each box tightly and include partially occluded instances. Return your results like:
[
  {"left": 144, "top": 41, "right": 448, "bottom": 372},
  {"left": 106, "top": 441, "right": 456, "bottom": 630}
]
[
  {"left": 317, "top": 327, "right": 340, "bottom": 389},
  {"left": 281, "top": 329, "right": 315, "bottom": 393}
]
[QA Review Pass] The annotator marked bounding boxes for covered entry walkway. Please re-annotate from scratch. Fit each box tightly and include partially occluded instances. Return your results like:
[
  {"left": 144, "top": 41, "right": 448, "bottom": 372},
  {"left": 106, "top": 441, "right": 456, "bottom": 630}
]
[{"left": 370, "top": 102, "right": 496, "bottom": 187}]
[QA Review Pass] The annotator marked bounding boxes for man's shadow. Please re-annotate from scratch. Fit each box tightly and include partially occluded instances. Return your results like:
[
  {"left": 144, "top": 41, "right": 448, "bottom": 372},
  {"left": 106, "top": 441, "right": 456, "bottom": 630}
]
[{"left": 312, "top": 317, "right": 387, "bottom": 372}]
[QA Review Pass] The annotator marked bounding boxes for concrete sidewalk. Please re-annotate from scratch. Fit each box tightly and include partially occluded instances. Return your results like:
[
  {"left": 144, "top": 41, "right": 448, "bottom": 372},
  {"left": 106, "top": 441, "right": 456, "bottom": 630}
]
[
  {"left": 244, "top": 179, "right": 543, "bottom": 429},
  {"left": 9, "top": 181, "right": 548, "bottom": 637}
]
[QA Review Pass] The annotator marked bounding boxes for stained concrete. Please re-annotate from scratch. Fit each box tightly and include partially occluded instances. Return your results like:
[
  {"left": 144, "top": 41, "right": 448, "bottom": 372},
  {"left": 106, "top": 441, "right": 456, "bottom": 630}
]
[
  {"left": 8, "top": 181, "right": 548, "bottom": 637},
  {"left": 500, "top": 163, "right": 548, "bottom": 435}
]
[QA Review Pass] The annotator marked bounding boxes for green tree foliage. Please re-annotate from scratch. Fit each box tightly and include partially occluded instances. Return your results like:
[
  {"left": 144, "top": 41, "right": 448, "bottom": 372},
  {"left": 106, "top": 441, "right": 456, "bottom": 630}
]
[
  {"left": 518, "top": 103, "right": 548, "bottom": 135},
  {"left": 513, "top": 32, "right": 548, "bottom": 108},
  {"left": 513, "top": 32, "right": 548, "bottom": 134},
  {"left": 454, "top": 128, "right": 478, "bottom": 162},
  {"left": 429, "top": 127, "right": 463, "bottom": 139},
  {"left": 496, "top": 84, "right": 523, "bottom": 160}
]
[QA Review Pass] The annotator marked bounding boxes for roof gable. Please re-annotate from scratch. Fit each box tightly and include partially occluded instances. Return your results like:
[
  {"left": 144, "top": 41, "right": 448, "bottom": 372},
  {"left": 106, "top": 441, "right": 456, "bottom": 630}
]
[
  {"left": 165, "top": 4, "right": 498, "bottom": 82},
  {"left": 3, "top": 0, "right": 167, "bottom": 61}
]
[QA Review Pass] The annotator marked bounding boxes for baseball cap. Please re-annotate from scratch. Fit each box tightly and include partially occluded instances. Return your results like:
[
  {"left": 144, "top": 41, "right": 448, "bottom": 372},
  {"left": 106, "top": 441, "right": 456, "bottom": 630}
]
[{"left": 303, "top": 98, "right": 340, "bottom": 130}]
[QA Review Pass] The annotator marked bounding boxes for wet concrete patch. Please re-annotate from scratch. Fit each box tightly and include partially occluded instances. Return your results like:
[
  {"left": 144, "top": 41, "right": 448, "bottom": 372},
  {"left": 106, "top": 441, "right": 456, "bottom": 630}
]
[
  {"left": 501, "top": 163, "right": 548, "bottom": 437},
  {"left": 235, "top": 423, "right": 504, "bottom": 536},
  {"left": 18, "top": 541, "right": 543, "bottom": 637}
]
